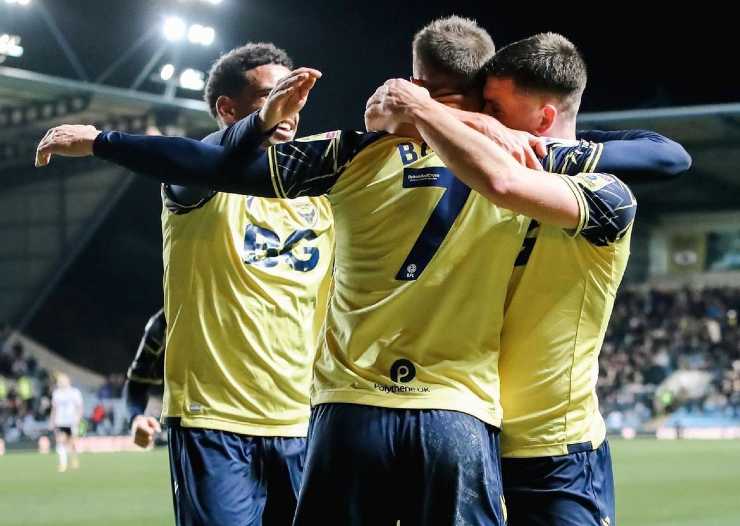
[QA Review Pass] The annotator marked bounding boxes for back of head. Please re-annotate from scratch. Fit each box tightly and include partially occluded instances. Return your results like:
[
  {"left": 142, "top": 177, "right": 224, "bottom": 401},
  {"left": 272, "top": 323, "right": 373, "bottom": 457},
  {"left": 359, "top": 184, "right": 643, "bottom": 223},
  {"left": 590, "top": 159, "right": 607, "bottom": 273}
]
[
  {"left": 204, "top": 42, "right": 293, "bottom": 119},
  {"left": 413, "top": 15, "right": 495, "bottom": 93},
  {"left": 486, "top": 32, "right": 587, "bottom": 117}
]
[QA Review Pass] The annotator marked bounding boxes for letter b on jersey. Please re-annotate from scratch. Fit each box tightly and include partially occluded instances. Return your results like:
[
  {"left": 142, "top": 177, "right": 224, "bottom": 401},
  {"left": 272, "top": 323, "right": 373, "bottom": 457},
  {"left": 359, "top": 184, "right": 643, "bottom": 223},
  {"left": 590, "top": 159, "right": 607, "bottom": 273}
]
[
  {"left": 390, "top": 359, "right": 416, "bottom": 383},
  {"left": 397, "top": 143, "right": 418, "bottom": 166}
]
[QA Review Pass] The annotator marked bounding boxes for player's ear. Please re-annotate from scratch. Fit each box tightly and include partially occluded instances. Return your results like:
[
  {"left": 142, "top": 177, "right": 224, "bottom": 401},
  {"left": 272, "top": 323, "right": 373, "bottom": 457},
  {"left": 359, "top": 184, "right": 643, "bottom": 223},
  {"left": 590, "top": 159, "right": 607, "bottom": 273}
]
[
  {"left": 537, "top": 104, "right": 558, "bottom": 135},
  {"left": 216, "top": 95, "right": 236, "bottom": 123}
]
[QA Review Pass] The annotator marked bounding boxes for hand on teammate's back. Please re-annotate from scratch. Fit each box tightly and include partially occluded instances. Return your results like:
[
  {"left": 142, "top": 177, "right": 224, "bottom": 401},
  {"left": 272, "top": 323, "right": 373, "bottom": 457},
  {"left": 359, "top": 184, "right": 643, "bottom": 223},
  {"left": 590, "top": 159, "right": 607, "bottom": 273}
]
[
  {"left": 258, "top": 67, "right": 322, "bottom": 133},
  {"left": 131, "top": 415, "right": 161, "bottom": 449},
  {"left": 35, "top": 124, "right": 100, "bottom": 167}
]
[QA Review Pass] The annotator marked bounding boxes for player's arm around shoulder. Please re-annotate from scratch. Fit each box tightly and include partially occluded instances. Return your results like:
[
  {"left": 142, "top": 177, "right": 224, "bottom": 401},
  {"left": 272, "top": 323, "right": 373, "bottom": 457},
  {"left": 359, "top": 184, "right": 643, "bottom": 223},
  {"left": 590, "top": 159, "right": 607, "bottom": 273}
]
[{"left": 409, "top": 96, "right": 587, "bottom": 229}]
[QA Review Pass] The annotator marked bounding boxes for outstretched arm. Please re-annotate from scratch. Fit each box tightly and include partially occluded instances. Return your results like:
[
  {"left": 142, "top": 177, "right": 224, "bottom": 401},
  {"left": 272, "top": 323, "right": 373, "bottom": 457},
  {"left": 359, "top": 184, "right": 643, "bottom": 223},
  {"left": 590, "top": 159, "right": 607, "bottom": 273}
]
[
  {"left": 34, "top": 69, "right": 322, "bottom": 198},
  {"left": 577, "top": 129, "right": 692, "bottom": 182}
]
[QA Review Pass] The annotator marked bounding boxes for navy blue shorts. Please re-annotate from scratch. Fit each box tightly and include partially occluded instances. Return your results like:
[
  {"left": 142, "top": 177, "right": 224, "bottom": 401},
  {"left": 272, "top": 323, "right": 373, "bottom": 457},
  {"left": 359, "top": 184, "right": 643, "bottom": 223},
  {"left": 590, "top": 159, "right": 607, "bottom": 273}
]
[
  {"left": 167, "top": 420, "right": 306, "bottom": 526},
  {"left": 502, "top": 440, "right": 616, "bottom": 526},
  {"left": 293, "top": 403, "right": 506, "bottom": 526}
]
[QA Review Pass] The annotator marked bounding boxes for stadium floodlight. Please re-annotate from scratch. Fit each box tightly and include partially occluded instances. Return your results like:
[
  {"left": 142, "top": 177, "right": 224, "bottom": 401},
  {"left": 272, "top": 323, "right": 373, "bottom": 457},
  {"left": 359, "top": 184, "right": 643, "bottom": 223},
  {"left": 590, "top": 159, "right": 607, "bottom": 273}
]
[
  {"left": 162, "top": 16, "right": 187, "bottom": 42},
  {"left": 160, "top": 63, "right": 175, "bottom": 81},
  {"left": 0, "top": 34, "right": 24, "bottom": 57},
  {"left": 188, "top": 24, "right": 215, "bottom": 46},
  {"left": 201, "top": 26, "right": 215, "bottom": 46},
  {"left": 5, "top": 0, "right": 32, "bottom": 6},
  {"left": 172, "top": 0, "right": 222, "bottom": 5},
  {"left": 179, "top": 68, "right": 205, "bottom": 91}
]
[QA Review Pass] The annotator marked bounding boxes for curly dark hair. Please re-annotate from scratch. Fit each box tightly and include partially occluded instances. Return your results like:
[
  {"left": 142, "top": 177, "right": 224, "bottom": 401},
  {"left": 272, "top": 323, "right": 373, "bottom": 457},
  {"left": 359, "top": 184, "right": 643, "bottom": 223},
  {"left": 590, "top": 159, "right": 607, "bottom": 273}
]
[{"left": 204, "top": 42, "right": 293, "bottom": 119}]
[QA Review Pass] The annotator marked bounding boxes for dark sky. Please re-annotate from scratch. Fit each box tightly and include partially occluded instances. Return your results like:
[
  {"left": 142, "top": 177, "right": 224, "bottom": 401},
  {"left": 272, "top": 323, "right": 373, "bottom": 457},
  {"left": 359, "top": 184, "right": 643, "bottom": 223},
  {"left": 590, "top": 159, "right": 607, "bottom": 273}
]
[
  {"left": 3, "top": 0, "right": 734, "bottom": 134},
  {"left": 8, "top": 1, "right": 735, "bottom": 372}
]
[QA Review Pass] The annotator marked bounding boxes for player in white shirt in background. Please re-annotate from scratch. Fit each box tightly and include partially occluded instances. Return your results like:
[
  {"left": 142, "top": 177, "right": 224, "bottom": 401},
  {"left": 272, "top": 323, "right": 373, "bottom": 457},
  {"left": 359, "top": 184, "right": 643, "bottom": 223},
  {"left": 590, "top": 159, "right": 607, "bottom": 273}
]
[{"left": 50, "top": 373, "right": 83, "bottom": 472}]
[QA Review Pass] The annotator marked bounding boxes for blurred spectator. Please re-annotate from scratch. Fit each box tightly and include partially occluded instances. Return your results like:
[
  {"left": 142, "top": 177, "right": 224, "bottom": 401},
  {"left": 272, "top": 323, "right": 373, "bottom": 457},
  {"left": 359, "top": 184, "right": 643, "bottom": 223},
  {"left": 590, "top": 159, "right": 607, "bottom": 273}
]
[
  {"left": 97, "top": 374, "right": 125, "bottom": 400},
  {"left": 91, "top": 403, "right": 106, "bottom": 433}
]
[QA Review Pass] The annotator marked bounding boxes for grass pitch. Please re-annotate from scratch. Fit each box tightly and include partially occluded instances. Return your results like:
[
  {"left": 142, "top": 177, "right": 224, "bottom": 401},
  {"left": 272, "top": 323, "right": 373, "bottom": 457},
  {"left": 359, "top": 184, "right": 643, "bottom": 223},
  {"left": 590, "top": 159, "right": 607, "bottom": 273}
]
[{"left": 0, "top": 439, "right": 738, "bottom": 525}]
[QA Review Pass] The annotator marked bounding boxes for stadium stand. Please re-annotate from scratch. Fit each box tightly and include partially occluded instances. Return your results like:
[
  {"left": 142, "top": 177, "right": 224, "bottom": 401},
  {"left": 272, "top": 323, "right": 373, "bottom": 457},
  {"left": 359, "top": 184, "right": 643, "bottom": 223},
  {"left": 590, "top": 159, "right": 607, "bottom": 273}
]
[
  {"left": 599, "top": 286, "right": 740, "bottom": 433},
  {"left": 0, "top": 332, "right": 130, "bottom": 445}
]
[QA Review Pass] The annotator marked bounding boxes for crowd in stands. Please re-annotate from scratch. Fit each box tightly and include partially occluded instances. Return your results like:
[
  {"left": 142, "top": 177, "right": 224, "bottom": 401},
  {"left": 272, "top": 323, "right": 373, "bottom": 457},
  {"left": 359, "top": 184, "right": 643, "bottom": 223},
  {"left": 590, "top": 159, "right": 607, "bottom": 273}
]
[
  {"left": 0, "top": 338, "right": 53, "bottom": 442},
  {"left": 599, "top": 287, "right": 740, "bottom": 430},
  {"left": 0, "top": 335, "right": 128, "bottom": 443}
]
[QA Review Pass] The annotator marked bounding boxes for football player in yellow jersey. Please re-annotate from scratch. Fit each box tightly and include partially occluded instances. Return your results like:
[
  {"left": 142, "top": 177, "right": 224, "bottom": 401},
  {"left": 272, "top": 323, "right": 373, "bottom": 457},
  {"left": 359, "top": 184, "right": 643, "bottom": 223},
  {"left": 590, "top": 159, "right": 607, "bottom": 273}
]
[
  {"left": 39, "top": 43, "right": 335, "bottom": 526},
  {"left": 366, "top": 33, "right": 690, "bottom": 526},
  {"left": 485, "top": 34, "right": 688, "bottom": 526}
]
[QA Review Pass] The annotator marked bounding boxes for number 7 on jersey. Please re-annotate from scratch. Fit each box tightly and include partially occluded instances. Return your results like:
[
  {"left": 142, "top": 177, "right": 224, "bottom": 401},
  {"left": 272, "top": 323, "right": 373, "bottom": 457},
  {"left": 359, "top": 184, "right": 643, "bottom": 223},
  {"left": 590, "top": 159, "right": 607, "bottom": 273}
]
[{"left": 396, "top": 166, "right": 471, "bottom": 281}]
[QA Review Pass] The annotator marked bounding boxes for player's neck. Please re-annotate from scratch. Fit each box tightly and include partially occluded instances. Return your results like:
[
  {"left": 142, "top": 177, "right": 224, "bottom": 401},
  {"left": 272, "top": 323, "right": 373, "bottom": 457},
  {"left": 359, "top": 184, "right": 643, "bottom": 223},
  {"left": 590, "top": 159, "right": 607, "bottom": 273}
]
[{"left": 545, "top": 119, "right": 577, "bottom": 141}]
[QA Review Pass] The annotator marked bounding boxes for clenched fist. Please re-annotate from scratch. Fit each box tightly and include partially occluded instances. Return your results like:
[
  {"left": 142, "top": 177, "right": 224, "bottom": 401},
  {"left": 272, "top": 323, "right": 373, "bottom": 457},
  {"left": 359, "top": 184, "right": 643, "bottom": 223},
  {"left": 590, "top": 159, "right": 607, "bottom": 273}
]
[{"left": 131, "top": 415, "right": 162, "bottom": 449}]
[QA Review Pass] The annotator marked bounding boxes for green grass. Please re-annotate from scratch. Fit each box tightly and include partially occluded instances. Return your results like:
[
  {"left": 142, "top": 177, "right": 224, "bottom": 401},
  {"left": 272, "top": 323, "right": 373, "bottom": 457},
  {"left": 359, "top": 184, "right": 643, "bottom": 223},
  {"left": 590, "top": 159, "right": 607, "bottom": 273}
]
[
  {"left": 612, "top": 439, "right": 740, "bottom": 526},
  {"left": 0, "top": 449, "right": 172, "bottom": 526},
  {"left": 0, "top": 440, "right": 739, "bottom": 525}
]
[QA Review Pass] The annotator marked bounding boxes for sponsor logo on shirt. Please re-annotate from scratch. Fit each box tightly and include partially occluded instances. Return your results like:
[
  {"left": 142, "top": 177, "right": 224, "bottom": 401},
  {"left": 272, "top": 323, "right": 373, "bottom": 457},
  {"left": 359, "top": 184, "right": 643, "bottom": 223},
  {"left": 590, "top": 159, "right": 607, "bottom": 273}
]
[{"left": 371, "top": 359, "right": 430, "bottom": 394}]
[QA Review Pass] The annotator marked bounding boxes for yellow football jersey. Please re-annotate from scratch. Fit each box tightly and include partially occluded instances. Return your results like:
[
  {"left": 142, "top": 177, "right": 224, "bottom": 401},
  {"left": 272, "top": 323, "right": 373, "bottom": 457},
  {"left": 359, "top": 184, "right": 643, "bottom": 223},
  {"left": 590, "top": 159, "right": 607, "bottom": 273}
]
[
  {"left": 161, "top": 190, "right": 334, "bottom": 437},
  {"left": 500, "top": 140, "right": 637, "bottom": 457},
  {"left": 265, "top": 132, "right": 529, "bottom": 427}
]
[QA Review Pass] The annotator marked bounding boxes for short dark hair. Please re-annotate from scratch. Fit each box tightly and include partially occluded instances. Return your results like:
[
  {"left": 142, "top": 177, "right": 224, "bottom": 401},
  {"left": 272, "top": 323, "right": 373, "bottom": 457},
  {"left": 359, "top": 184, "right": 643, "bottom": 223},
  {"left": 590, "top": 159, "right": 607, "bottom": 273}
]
[
  {"left": 413, "top": 16, "right": 495, "bottom": 90},
  {"left": 204, "top": 42, "right": 293, "bottom": 119},
  {"left": 486, "top": 33, "right": 587, "bottom": 115}
]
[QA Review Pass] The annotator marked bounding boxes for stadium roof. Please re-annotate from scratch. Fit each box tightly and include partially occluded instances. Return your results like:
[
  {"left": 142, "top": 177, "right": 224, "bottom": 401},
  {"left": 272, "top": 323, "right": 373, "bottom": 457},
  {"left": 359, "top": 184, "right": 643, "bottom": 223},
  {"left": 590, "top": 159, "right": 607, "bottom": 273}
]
[
  {"left": 0, "top": 65, "right": 212, "bottom": 170},
  {"left": 579, "top": 103, "right": 740, "bottom": 215},
  {"left": 0, "top": 64, "right": 210, "bottom": 120},
  {"left": 0, "top": 66, "right": 213, "bottom": 328}
]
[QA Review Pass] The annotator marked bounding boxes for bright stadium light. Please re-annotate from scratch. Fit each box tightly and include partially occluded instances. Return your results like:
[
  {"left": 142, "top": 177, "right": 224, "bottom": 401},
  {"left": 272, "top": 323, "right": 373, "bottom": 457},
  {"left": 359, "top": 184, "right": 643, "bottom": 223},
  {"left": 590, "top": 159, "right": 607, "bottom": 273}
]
[
  {"left": 188, "top": 24, "right": 215, "bottom": 46},
  {"left": 5, "top": 0, "right": 32, "bottom": 6},
  {"left": 179, "top": 68, "right": 205, "bottom": 91},
  {"left": 199, "top": 26, "right": 215, "bottom": 46},
  {"left": 162, "top": 16, "right": 186, "bottom": 42},
  {"left": 0, "top": 34, "right": 24, "bottom": 57},
  {"left": 174, "top": 0, "right": 222, "bottom": 4},
  {"left": 160, "top": 63, "right": 175, "bottom": 81}
]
